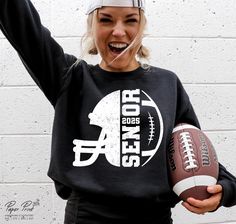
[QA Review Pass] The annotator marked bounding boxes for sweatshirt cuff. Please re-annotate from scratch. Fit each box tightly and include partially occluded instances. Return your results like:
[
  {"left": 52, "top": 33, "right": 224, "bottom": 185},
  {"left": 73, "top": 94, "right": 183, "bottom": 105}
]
[{"left": 217, "top": 180, "right": 229, "bottom": 208}]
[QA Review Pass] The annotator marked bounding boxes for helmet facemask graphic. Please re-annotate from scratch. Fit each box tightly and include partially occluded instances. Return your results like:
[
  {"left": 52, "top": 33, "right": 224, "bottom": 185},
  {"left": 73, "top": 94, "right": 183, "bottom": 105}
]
[{"left": 73, "top": 89, "right": 164, "bottom": 168}]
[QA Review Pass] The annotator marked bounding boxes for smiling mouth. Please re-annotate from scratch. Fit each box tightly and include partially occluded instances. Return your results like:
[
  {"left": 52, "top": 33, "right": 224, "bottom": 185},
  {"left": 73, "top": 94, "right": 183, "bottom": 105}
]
[{"left": 108, "top": 43, "right": 129, "bottom": 54}]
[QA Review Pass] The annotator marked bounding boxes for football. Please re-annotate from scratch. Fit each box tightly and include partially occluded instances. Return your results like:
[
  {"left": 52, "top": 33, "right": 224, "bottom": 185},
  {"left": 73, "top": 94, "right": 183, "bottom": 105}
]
[{"left": 168, "top": 123, "right": 219, "bottom": 201}]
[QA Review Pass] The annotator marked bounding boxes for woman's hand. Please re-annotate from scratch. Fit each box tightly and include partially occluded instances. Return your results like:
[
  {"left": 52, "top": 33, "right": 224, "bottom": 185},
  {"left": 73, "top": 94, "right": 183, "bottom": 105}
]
[{"left": 182, "top": 185, "right": 223, "bottom": 214}]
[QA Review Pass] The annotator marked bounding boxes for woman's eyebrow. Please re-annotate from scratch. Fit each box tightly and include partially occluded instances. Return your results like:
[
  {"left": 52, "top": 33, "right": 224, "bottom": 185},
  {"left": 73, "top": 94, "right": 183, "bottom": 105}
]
[
  {"left": 126, "top": 13, "right": 139, "bottom": 18},
  {"left": 99, "top": 13, "right": 112, "bottom": 17},
  {"left": 98, "top": 13, "right": 139, "bottom": 18}
]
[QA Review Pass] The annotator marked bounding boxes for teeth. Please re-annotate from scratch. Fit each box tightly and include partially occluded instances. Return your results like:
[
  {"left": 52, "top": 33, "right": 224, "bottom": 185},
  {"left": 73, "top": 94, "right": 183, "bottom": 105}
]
[{"left": 109, "top": 43, "right": 128, "bottom": 49}]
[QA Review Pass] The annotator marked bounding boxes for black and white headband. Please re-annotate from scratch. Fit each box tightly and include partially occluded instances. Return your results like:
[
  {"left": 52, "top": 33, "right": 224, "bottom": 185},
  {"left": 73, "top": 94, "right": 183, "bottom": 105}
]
[{"left": 86, "top": 0, "right": 146, "bottom": 15}]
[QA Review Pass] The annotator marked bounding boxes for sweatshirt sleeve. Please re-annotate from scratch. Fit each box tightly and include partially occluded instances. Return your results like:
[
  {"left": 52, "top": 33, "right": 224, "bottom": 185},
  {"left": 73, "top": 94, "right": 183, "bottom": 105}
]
[
  {"left": 175, "top": 77, "right": 236, "bottom": 208},
  {"left": 0, "top": 0, "right": 77, "bottom": 106},
  {"left": 217, "top": 163, "right": 236, "bottom": 207}
]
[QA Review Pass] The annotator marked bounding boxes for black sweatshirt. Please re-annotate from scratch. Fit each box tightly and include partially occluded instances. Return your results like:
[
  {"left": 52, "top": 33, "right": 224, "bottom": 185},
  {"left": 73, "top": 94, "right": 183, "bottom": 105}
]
[{"left": 1, "top": 0, "right": 236, "bottom": 221}]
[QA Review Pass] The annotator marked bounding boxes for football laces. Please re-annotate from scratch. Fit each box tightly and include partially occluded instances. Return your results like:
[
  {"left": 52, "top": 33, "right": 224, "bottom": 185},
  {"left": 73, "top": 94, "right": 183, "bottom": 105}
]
[{"left": 180, "top": 131, "right": 198, "bottom": 171}]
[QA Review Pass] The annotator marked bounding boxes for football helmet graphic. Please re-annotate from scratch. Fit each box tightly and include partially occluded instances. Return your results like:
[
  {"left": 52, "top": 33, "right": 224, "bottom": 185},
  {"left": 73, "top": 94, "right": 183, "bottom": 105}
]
[
  {"left": 73, "top": 90, "right": 121, "bottom": 167},
  {"left": 73, "top": 89, "right": 164, "bottom": 167}
]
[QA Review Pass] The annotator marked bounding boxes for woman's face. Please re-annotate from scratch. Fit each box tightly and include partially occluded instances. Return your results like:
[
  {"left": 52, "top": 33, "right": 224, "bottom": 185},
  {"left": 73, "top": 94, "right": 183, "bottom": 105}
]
[{"left": 94, "top": 7, "right": 141, "bottom": 72}]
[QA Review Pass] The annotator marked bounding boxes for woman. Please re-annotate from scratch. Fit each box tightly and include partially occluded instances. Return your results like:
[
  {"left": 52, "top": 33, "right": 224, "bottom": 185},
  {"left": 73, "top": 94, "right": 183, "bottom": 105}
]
[{"left": 1, "top": 0, "right": 236, "bottom": 223}]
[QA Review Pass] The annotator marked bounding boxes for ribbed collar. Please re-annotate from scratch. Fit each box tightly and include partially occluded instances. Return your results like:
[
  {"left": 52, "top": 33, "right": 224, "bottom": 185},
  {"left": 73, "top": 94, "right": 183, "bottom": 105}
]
[{"left": 92, "top": 64, "right": 145, "bottom": 80}]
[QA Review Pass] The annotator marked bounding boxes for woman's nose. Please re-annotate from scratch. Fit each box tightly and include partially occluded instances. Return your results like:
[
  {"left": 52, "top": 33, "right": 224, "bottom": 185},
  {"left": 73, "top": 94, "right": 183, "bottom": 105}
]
[{"left": 112, "top": 22, "right": 126, "bottom": 37}]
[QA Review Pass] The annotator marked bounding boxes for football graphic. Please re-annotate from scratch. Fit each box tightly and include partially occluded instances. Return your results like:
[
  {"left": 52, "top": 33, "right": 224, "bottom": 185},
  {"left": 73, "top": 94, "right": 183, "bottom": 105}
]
[
  {"left": 168, "top": 123, "right": 219, "bottom": 201},
  {"left": 73, "top": 89, "right": 164, "bottom": 167}
]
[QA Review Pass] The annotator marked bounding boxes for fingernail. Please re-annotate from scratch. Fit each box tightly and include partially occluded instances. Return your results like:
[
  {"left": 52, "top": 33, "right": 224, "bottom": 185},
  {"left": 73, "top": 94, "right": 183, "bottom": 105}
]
[{"left": 208, "top": 186, "right": 214, "bottom": 191}]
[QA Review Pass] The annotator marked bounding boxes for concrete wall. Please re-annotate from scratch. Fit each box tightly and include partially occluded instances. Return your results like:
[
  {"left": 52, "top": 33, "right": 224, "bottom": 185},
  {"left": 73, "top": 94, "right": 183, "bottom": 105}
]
[{"left": 0, "top": 0, "right": 236, "bottom": 223}]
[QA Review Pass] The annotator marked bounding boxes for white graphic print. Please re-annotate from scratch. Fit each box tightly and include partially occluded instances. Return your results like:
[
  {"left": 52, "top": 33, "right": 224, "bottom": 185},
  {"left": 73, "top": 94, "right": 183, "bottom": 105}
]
[{"left": 73, "top": 89, "right": 164, "bottom": 167}]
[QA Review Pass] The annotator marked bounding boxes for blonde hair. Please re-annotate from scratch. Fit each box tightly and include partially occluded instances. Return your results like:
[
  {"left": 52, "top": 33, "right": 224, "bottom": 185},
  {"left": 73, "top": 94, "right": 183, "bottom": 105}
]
[{"left": 80, "top": 8, "right": 149, "bottom": 62}]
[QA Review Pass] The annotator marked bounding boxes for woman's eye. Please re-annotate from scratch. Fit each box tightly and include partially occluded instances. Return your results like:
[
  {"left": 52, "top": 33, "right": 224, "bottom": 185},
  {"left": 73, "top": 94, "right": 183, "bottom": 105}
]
[
  {"left": 99, "top": 18, "right": 112, "bottom": 23},
  {"left": 126, "top": 19, "right": 138, "bottom": 23}
]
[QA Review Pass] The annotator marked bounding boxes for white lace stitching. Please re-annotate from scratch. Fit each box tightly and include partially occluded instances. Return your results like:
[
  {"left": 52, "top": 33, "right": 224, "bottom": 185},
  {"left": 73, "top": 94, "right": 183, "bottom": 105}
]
[{"left": 180, "top": 132, "right": 198, "bottom": 171}]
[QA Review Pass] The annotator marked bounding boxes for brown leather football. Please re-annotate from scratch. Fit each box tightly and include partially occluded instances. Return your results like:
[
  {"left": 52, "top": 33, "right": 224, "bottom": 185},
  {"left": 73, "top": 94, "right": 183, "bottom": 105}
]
[{"left": 168, "top": 123, "right": 219, "bottom": 201}]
